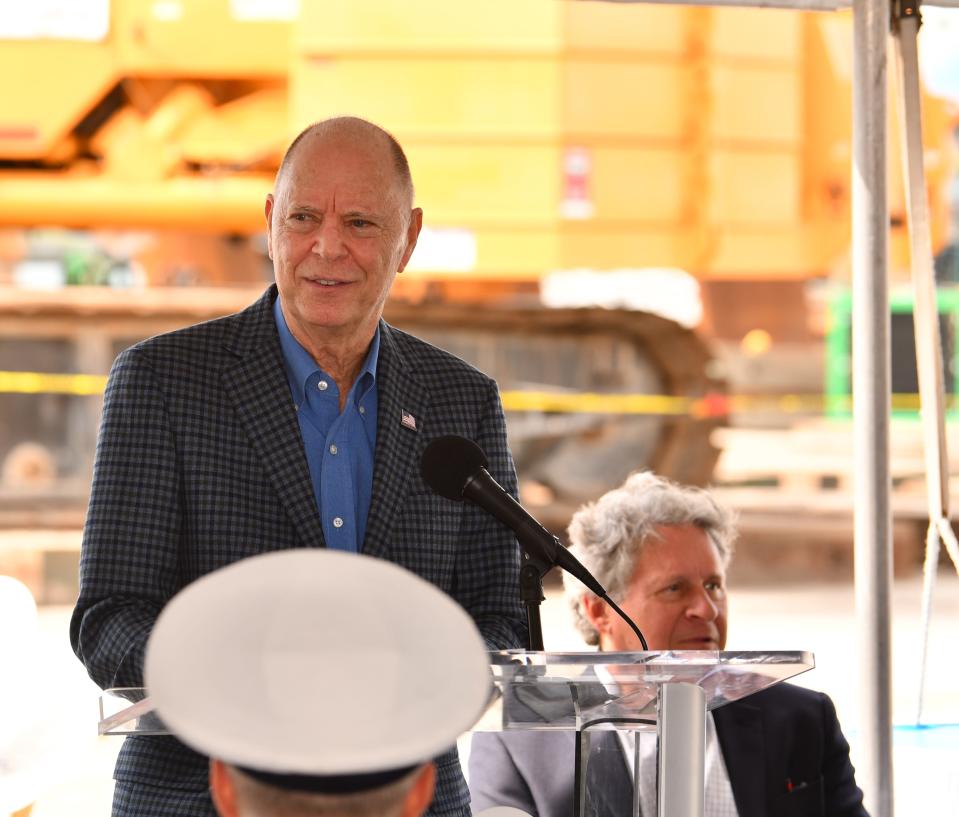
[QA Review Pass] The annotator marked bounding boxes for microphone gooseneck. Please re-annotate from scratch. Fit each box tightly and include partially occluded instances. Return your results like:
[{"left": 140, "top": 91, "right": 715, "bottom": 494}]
[{"left": 420, "top": 435, "right": 648, "bottom": 651}]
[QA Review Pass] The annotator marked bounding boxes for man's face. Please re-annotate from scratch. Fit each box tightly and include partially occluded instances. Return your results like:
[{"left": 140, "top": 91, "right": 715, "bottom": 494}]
[
  {"left": 588, "top": 523, "right": 728, "bottom": 651},
  {"left": 265, "top": 131, "right": 422, "bottom": 350}
]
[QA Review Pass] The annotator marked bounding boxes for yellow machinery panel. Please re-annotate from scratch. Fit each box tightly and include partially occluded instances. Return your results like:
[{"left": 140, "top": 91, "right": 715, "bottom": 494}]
[
  {"left": 112, "top": 0, "right": 290, "bottom": 77},
  {"left": 0, "top": 0, "right": 952, "bottom": 282},
  {"left": 0, "top": 43, "right": 115, "bottom": 160},
  {"left": 709, "top": 151, "right": 802, "bottom": 225},
  {"left": 562, "top": 61, "right": 688, "bottom": 141},
  {"left": 456, "top": 230, "right": 561, "bottom": 279},
  {"left": 803, "top": 11, "right": 955, "bottom": 278},
  {"left": 708, "top": 8, "right": 803, "bottom": 61},
  {"left": 709, "top": 228, "right": 816, "bottom": 277},
  {"left": 588, "top": 147, "right": 687, "bottom": 224},
  {"left": 560, "top": 227, "right": 692, "bottom": 272},
  {"left": 0, "top": 174, "right": 272, "bottom": 233},
  {"left": 564, "top": 3, "right": 688, "bottom": 55},
  {"left": 294, "top": 58, "right": 561, "bottom": 138},
  {"left": 405, "top": 144, "right": 561, "bottom": 225},
  {"left": 710, "top": 66, "right": 802, "bottom": 145},
  {"left": 291, "top": 1, "right": 955, "bottom": 282},
  {"left": 297, "top": 0, "right": 563, "bottom": 53}
]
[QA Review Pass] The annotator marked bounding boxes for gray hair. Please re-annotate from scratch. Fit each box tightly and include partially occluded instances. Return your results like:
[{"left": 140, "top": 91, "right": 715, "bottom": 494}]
[
  {"left": 562, "top": 471, "right": 736, "bottom": 646},
  {"left": 226, "top": 765, "right": 423, "bottom": 817}
]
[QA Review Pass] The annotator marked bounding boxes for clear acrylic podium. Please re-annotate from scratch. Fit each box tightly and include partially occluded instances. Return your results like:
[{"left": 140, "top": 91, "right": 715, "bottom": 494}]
[
  {"left": 98, "top": 650, "right": 813, "bottom": 817},
  {"left": 475, "top": 650, "right": 813, "bottom": 817}
]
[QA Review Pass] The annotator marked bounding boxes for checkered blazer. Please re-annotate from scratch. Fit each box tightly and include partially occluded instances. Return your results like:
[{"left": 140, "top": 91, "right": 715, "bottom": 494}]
[{"left": 70, "top": 285, "right": 527, "bottom": 817}]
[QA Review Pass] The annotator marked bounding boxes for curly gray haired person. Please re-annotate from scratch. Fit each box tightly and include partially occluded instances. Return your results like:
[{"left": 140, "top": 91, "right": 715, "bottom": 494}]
[
  {"left": 470, "top": 471, "right": 870, "bottom": 817},
  {"left": 563, "top": 470, "right": 737, "bottom": 647}
]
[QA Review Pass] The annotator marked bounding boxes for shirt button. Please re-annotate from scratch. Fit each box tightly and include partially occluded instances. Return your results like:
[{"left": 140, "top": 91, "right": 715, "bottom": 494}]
[
  {"left": 332, "top": 516, "right": 343, "bottom": 528},
  {"left": 329, "top": 444, "right": 338, "bottom": 455},
  {"left": 358, "top": 406, "right": 366, "bottom": 415},
  {"left": 318, "top": 380, "right": 328, "bottom": 391}
]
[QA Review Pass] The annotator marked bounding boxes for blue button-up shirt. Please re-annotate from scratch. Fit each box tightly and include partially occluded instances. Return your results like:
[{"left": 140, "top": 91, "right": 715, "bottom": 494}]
[{"left": 274, "top": 298, "right": 378, "bottom": 552}]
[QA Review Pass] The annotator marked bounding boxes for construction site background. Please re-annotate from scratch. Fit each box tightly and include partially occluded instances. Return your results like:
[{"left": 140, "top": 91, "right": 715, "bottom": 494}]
[{"left": 1, "top": 2, "right": 959, "bottom": 814}]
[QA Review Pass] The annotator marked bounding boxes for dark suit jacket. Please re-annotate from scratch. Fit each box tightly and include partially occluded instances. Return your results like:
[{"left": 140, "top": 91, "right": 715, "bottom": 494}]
[
  {"left": 469, "top": 683, "right": 869, "bottom": 817},
  {"left": 70, "top": 286, "right": 527, "bottom": 816}
]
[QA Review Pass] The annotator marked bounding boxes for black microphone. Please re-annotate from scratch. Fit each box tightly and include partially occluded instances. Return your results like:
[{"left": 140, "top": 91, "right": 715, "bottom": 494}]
[{"left": 420, "top": 435, "right": 606, "bottom": 597}]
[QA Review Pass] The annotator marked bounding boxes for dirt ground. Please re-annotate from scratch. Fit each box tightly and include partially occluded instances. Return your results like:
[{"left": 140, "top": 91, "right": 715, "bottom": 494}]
[{"left": 15, "top": 571, "right": 959, "bottom": 817}]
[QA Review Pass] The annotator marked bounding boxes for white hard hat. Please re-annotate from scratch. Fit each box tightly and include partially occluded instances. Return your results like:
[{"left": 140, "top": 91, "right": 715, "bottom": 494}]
[{"left": 145, "top": 549, "right": 491, "bottom": 793}]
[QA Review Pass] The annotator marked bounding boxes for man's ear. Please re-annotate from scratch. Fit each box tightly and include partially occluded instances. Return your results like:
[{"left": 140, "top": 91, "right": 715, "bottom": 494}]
[
  {"left": 264, "top": 194, "right": 276, "bottom": 260},
  {"left": 397, "top": 208, "right": 423, "bottom": 274},
  {"left": 401, "top": 762, "right": 436, "bottom": 817},
  {"left": 582, "top": 593, "right": 613, "bottom": 638},
  {"left": 210, "top": 759, "right": 239, "bottom": 817}
]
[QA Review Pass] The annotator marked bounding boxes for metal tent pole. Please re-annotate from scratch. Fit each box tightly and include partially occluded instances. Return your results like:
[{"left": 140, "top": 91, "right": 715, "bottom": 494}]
[{"left": 851, "top": 0, "right": 895, "bottom": 813}]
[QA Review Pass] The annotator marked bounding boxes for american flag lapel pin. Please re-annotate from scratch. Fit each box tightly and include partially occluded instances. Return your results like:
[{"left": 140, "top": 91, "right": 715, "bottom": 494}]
[{"left": 401, "top": 410, "right": 417, "bottom": 431}]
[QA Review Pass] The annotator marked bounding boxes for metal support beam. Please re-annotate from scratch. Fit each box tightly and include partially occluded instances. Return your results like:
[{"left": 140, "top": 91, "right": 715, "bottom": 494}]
[
  {"left": 852, "top": 0, "right": 895, "bottom": 813},
  {"left": 658, "top": 683, "right": 706, "bottom": 817}
]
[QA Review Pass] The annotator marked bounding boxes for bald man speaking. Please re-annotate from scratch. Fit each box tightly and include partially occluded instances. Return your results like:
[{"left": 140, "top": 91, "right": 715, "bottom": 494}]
[{"left": 71, "top": 117, "right": 526, "bottom": 817}]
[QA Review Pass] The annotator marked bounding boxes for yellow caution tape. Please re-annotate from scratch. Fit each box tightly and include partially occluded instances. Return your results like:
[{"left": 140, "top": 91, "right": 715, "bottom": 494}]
[
  {"left": 501, "top": 390, "right": 693, "bottom": 415},
  {"left": 0, "top": 371, "right": 109, "bottom": 396},
  {"left": 0, "top": 370, "right": 940, "bottom": 416}
]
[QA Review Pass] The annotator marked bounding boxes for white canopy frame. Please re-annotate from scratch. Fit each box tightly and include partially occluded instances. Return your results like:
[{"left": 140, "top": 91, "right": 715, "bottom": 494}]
[
  {"left": 890, "top": 7, "right": 959, "bottom": 732},
  {"left": 590, "top": 2, "right": 959, "bottom": 815}
]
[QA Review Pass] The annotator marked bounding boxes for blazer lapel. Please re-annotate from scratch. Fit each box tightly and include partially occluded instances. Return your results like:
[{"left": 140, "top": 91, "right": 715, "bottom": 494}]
[
  {"left": 714, "top": 700, "right": 766, "bottom": 817},
  {"left": 224, "top": 287, "right": 326, "bottom": 549},
  {"left": 363, "top": 322, "right": 429, "bottom": 559}
]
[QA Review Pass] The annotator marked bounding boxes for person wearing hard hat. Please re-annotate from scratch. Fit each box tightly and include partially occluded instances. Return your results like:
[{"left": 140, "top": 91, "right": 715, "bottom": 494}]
[{"left": 145, "top": 549, "right": 492, "bottom": 817}]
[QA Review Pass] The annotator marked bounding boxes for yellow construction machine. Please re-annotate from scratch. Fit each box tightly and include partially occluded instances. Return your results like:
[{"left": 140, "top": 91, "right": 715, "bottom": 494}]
[{"left": 0, "top": 0, "right": 954, "bottom": 525}]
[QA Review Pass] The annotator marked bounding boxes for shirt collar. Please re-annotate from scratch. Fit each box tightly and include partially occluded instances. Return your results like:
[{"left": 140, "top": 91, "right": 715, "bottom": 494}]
[
  {"left": 273, "top": 297, "right": 380, "bottom": 405},
  {"left": 356, "top": 325, "right": 380, "bottom": 403}
]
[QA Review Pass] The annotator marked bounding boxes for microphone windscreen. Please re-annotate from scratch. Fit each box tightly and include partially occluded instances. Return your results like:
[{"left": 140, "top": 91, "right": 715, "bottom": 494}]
[{"left": 420, "top": 435, "right": 489, "bottom": 501}]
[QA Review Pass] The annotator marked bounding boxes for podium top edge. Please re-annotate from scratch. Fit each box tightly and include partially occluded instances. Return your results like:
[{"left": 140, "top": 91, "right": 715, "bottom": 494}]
[{"left": 487, "top": 649, "right": 813, "bottom": 663}]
